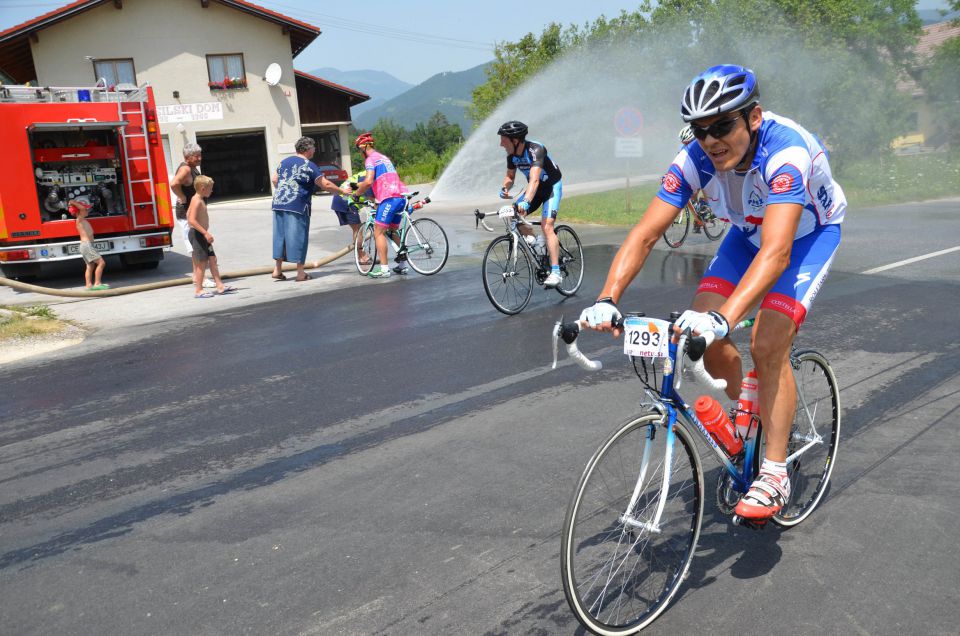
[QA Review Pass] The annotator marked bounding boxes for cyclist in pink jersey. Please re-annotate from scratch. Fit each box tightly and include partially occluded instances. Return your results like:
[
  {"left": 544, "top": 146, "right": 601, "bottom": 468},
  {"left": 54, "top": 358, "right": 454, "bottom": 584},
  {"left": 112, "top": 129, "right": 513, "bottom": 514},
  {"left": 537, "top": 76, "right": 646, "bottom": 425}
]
[{"left": 347, "top": 132, "right": 409, "bottom": 278}]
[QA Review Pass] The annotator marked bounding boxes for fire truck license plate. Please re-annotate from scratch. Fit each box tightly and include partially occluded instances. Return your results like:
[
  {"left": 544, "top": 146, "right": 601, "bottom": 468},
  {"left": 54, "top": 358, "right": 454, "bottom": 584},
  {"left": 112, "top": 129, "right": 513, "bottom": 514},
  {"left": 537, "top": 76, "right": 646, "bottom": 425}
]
[{"left": 66, "top": 241, "right": 112, "bottom": 255}]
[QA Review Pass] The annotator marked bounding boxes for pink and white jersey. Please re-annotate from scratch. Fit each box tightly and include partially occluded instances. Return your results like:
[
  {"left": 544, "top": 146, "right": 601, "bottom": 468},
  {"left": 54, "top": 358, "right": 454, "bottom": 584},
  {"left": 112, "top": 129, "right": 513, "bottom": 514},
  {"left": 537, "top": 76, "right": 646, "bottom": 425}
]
[
  {"left": 658, "top": 112, "right": 846, "bottom": 247},
  {"left": 364, "top": 150, "right": 406, "bottom": 201}
]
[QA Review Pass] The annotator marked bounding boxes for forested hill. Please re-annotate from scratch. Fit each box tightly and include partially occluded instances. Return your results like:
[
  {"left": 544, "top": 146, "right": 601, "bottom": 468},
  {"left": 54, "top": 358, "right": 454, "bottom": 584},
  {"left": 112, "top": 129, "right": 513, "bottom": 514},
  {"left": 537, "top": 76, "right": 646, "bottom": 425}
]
[
  {"left": 304, "top": 67, "right": 413, "bottom": 119},
  {"left": 354, "top": 62, "right": 490, "bottom": 133}
]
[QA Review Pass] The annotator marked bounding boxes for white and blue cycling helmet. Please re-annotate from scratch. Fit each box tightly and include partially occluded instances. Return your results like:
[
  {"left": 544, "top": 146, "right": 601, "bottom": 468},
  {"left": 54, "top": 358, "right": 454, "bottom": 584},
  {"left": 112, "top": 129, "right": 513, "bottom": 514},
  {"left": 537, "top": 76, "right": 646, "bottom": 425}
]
[{"left": 680, "top": 64, "right": 759, "bottom": 122}]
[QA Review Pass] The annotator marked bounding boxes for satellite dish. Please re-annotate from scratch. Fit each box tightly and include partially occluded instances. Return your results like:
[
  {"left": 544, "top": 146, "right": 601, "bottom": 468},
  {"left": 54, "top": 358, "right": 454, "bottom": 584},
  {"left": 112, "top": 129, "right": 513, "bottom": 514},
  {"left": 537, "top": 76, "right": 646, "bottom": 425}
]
[{"left": 264, "top": 63, "right": 282, "bottom": 86}]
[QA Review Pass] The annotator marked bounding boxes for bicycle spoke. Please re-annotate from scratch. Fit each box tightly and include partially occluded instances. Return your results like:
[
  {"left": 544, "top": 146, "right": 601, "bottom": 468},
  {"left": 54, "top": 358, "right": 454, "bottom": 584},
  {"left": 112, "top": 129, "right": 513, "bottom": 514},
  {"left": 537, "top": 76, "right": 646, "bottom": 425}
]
[
  {"left": 562, "top": 417, "right": 703, "bottom": 633},
  {"left": 768, "top": 351, "right": 840, "bottom": 527},
  {"left": 406, "top": 218, "right": 448, "bottom": 275}
]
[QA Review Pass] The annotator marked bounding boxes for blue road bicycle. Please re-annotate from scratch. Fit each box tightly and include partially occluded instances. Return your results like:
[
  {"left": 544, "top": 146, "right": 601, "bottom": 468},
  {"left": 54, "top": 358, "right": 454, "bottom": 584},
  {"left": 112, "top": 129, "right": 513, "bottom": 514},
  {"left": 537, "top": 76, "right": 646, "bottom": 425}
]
[{"left": 552, "top": 313, "right": 841, "bottom": 635}]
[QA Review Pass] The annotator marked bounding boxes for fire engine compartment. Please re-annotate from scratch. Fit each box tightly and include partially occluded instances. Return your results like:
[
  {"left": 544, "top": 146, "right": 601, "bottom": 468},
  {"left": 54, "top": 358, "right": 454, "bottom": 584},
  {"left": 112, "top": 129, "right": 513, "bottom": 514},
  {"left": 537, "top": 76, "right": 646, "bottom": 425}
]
[{"left": 29, "top": 126, "right": 128, "bottom": 222}]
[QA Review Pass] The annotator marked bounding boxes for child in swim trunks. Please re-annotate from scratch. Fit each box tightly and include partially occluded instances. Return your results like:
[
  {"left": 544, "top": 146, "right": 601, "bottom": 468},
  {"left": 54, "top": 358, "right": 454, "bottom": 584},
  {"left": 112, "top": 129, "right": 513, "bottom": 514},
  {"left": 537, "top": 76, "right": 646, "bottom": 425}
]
[{"left": 70, "top": 197, "right": 109, "bottom": 291}]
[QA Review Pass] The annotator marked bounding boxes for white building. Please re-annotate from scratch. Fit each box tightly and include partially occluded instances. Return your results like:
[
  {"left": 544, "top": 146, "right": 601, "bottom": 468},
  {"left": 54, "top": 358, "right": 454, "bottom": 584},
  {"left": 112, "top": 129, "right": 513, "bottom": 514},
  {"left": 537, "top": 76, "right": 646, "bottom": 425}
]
[{"left": 0, "top": 0, "right": 368, "bottom": 199}]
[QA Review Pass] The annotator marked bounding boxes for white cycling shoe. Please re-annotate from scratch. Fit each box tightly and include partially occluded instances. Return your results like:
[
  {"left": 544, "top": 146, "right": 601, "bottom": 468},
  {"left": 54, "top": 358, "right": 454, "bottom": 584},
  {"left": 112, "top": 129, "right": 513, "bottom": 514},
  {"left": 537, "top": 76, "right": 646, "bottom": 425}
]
[{"left": 543, "top": 272, "right": 563, "bottom": 288}]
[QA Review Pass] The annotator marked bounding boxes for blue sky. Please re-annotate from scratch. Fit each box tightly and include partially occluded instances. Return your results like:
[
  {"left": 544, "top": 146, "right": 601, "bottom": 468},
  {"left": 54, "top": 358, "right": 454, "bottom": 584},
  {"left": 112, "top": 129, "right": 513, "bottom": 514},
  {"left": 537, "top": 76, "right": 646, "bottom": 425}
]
[{"left": 0, "top": 0, "right": 953, "bottom": 84}]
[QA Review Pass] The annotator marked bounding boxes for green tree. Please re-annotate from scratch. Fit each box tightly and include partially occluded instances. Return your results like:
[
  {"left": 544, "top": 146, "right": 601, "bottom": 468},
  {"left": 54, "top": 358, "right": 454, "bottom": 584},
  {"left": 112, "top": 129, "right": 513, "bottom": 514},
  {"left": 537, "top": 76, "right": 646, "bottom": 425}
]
[
  {"left": 412, "top": 112, "right": 462, "bottom": 156},
  {"left": 468, "top": 23, "right": 566, "bottom": 124},
  {"left": 348, "top": 113, "right": 466, "bottom": 182},
  {"left": 921, "top": 33, "right": 960, "bottom": 146},
  {"left": 469, "top": 0, "right": 924, "bottom": 159}
]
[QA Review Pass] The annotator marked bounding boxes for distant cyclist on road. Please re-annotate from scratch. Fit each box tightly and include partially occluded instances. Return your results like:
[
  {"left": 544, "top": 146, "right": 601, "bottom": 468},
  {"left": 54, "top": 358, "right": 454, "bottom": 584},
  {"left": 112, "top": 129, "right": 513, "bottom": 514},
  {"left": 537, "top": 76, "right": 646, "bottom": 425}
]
[
  {"left": 677, "top": 124, "right": 716, "bottom": 234},
  {"left": 347, "top": 132, "right": 409, "bottom": 278},
  {"left": 497, "top": 120, "right": 564, "bottom": 288},
  {"left": 579, "top": 64, "right": 846, "bottom": 522}
]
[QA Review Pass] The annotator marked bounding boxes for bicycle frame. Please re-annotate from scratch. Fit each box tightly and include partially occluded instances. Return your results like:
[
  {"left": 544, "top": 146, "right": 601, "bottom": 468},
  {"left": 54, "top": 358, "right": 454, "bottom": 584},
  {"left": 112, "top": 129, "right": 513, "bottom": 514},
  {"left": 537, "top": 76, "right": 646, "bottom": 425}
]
[
  {"left": 359, "top": 201, "right": 431, "bottom": 257},
  {"left": 481, "top": 207, "right": 548, "bottom": 272},
  {"left": 618, "top": 336, "right": 757, "bottom": 533}
]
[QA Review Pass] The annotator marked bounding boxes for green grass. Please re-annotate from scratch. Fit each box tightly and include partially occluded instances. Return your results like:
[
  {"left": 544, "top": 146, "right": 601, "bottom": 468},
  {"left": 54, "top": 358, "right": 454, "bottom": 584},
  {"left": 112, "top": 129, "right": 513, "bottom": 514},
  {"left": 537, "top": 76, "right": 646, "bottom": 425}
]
[
  {"left": 835, "top": 151, "right": 960, "bottom": 208},
  {"left": 561, "top": 184, "right": 662, "bottom": 226},
  {"left": 0, "top": 304, "right": 65, "bottom": 340},
  {"left": 557, "top": 152, "right": 959, "bottom": 226}
]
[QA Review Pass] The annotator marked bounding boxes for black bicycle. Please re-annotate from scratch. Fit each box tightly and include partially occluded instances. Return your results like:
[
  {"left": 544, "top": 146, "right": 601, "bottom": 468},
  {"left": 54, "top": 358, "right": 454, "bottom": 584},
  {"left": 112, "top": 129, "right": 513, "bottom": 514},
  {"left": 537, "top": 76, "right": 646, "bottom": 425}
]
[
  {"left": 474, "top": 205, "right": 584, "bottom": 314},
  {"left": 662, "top": 192, "right": 728, "bottom": 248}
]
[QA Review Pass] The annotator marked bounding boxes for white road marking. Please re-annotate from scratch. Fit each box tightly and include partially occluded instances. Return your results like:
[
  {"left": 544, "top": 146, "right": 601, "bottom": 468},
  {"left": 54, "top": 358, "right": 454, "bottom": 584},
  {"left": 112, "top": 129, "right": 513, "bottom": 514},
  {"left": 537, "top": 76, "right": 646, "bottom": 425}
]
[{"left": 861, "top": 246, "right": 960, "bottom": 275}]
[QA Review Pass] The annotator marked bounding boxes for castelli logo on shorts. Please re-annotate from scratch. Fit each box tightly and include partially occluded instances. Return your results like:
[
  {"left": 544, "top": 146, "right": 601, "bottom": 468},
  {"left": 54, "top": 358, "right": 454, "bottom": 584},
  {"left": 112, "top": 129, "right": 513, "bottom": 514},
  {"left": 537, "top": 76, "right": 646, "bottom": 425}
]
[
  {"left": 663, "top": 173, "right": 681, "bottom": 193},
  {"left": 770, "top": 174, "right": 794, "bottom": 194},
  {"left": 769, "top": 298, "right": 793, "bottom": 312}
]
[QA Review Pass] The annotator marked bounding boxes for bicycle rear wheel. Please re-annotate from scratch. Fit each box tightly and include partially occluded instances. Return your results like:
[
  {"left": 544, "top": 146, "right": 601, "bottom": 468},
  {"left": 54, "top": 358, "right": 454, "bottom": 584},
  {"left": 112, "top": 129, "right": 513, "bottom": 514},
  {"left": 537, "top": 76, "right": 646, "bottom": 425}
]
[
  {"left": 554, "top": 225, "right": 584, "bottom": 297},
  {"left": 662, "top": 207, "right": 690, "bottom": 248},
  {"left": 561, "top": 414, "right": 704, "bottom": 635},
  {"left": 406, "top": 218, "right": 449, "bottom": 275},
  {"left": 482, "top": 236, "right": 534, "bottom": 314},
  {"left": 760, "top": 350, "right": 841, "bottom": 527},
  {"left": 701, "top": 217, "right": 727, "bottom": 241},
  {"left": 355, "top": 223, "right": 377, "bottom": 275}
]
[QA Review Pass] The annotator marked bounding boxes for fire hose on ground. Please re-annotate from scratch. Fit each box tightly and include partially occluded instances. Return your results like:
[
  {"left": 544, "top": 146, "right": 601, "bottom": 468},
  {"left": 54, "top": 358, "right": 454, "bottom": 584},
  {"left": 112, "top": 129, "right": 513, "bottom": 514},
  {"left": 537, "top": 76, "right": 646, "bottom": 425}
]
[{"left": 0, "top": 244, "right": 353, "bottom": 298}]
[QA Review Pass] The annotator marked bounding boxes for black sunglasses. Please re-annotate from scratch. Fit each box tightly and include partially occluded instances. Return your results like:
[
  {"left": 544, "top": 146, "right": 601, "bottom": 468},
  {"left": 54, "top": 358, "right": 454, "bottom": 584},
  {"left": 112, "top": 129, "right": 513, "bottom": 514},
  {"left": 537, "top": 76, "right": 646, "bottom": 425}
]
[{"left": 690, "top": 113, "right": 744, "bottom": 141}]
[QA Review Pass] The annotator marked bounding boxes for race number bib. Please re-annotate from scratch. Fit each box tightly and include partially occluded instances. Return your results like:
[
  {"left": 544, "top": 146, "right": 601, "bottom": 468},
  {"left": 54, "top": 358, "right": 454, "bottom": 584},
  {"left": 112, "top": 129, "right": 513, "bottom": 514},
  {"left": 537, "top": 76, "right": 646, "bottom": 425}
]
[{"left": 624, "top": 316, "right": 671, "bottom": 359}]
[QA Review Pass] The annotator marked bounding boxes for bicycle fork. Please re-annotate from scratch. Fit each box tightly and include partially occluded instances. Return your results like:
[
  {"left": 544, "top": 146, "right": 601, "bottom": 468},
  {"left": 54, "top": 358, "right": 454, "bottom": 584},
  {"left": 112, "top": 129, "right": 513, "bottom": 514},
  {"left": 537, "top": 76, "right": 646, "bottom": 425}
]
[{"left": 619, "top": 412, "right": 675, "bottom": 534}]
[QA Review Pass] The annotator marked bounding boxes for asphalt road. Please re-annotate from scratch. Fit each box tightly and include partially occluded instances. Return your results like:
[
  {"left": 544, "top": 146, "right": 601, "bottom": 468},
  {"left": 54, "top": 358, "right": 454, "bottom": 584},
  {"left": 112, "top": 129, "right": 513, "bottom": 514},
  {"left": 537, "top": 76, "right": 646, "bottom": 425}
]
[{"left": 1, "top": 198, "right": 959, "bottom": 635}]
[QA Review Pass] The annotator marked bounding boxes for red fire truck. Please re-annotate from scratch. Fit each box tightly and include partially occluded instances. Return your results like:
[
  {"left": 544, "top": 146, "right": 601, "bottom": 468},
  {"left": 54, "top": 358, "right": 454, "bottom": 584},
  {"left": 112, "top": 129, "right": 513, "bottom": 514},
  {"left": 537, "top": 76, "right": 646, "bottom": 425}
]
[{"left": 0, "top": 82, "right": 174, "bottom": 279}]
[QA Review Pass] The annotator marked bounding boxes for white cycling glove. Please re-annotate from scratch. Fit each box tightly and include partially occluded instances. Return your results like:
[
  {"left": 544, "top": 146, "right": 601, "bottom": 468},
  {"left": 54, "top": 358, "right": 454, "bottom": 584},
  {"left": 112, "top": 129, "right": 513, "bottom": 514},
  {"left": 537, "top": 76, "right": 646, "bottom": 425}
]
[
  {"left": 675, "top": 309, "right": 729, "bottom": 339},
  {"left": 579, "top": 297, "right": 622, "bottom": 328}
]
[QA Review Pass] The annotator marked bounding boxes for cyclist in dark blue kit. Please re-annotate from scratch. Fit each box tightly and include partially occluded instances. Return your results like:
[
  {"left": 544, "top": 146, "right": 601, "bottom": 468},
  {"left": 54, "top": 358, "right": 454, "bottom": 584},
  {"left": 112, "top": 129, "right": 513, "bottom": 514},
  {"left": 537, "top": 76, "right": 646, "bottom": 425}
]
[{"left": 498, "top": 120, "right": 565, "bottom": 288}]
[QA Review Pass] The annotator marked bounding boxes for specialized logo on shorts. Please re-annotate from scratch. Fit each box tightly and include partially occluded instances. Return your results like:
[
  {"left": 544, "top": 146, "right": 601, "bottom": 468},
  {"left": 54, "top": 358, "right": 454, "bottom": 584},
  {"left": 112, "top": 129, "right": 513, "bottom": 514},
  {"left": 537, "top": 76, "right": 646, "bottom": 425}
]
[
  {"left": 770, "top": 173, "right": 794, "bottom": 194},
  {"left": 663, "top": 173, "right": 681, "bottom": 194},
  {"left": 794, "top": 272, "right": 811, "bottom": 288}
]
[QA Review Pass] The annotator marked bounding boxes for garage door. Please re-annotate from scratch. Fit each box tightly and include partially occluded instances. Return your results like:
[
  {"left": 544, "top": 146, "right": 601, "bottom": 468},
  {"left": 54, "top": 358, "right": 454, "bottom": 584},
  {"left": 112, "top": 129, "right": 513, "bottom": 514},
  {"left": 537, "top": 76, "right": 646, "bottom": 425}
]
[{"left": 197, "top": 130, "right": 269, "bottom": 201}]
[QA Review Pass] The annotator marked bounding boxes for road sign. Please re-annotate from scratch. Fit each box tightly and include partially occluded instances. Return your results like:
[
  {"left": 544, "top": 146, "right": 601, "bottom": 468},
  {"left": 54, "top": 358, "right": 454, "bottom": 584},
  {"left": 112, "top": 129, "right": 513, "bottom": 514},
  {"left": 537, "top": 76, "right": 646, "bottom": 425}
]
[
  {"left": 614, "top": 107, "right": 644, "bottom": 137},
  {"left": 615, "top": 137, "right": 644, "bottom": 158}
]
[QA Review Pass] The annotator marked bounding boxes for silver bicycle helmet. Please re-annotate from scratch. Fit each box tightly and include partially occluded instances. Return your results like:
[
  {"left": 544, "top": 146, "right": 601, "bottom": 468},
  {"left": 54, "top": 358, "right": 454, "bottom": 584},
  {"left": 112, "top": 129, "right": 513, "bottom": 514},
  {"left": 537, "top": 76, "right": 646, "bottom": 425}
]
[
  {"left": 680, "top": 65, "right": 758, "bottom": 123},
  {"left": 678, "top": 124, "right": 695, "bottom": 145}
]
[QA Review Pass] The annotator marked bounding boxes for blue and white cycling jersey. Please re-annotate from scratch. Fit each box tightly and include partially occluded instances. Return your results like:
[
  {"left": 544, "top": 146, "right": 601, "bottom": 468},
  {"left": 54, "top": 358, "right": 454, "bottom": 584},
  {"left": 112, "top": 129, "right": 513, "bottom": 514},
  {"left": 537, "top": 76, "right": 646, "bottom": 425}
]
[{"left": 657, "top": 112, "right": 846, "bottom": 247}]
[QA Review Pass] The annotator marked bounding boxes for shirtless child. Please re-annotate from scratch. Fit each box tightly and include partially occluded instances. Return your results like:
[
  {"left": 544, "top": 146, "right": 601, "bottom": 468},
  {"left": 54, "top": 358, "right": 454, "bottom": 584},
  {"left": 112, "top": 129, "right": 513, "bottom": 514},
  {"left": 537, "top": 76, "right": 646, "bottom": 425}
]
[
  {"left": 70, "top": 198, "right": 109, "bottom": 291},
  {"left": 187, "top": 175, "right": 236, "bottom": 298}
]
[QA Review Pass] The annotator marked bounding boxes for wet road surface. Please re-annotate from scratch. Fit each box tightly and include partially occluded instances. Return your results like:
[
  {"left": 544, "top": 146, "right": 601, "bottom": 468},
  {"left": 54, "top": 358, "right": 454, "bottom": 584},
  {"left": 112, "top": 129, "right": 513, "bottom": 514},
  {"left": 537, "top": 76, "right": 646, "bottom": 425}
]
[{"left": 2, "top": 199, "right": 959, "bottom": 635}]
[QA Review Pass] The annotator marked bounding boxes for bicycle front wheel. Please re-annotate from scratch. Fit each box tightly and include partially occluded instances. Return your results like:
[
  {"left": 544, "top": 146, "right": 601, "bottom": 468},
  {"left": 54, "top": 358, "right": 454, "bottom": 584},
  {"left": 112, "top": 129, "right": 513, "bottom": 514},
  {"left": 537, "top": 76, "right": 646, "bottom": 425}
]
[
  {"left": 355, "top": 222, "right": 377, "bottom": 275},
  {"left": 561, "top": 414, "right": 704, "bottom": 635},
  {"left": 482, "top": 235, "right": 534, "bottom": 314},
  {"left": 662, "top": 207, "right": 690, "bottom": 248},
  {"left": 406, "top": 218, "right": 449, "bottom": 275},
  {"left": 761, "top": 350, "right": 841, "bottom": 528},
  {"left": 701, "top": 217, "right": 728, "bottom": 241},
  {"left": 554, "top": 224, "right": 584, "bottom": 297}
]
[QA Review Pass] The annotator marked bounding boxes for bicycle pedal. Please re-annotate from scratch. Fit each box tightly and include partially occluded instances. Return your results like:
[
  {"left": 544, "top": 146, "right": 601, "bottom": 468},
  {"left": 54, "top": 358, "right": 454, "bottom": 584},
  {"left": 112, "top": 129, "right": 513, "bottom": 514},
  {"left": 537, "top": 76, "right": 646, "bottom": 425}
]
[{"left": 732, "top": 514, "right": 768, "bottom": 531}]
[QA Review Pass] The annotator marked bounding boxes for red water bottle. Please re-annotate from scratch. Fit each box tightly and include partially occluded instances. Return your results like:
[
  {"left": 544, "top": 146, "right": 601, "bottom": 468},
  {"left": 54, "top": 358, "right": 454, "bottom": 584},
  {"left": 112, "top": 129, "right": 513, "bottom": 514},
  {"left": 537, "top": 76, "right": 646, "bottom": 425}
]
[
  {"left": 694, "top": 396, "right": 743, "bottom": 456},
  {"left": 734, "top": 370, "right": 759, "bottom": 441}
]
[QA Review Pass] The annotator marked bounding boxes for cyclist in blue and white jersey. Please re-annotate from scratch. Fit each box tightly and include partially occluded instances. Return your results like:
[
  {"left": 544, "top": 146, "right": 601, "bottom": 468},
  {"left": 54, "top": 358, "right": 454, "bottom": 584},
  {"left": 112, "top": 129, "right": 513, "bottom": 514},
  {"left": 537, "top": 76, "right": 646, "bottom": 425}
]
[
  {"left": 580, "top": 65, "right": 845, "bottom": 521},
  {"left": 498, "top": 121, "right": 565, "bottom": 288}
]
